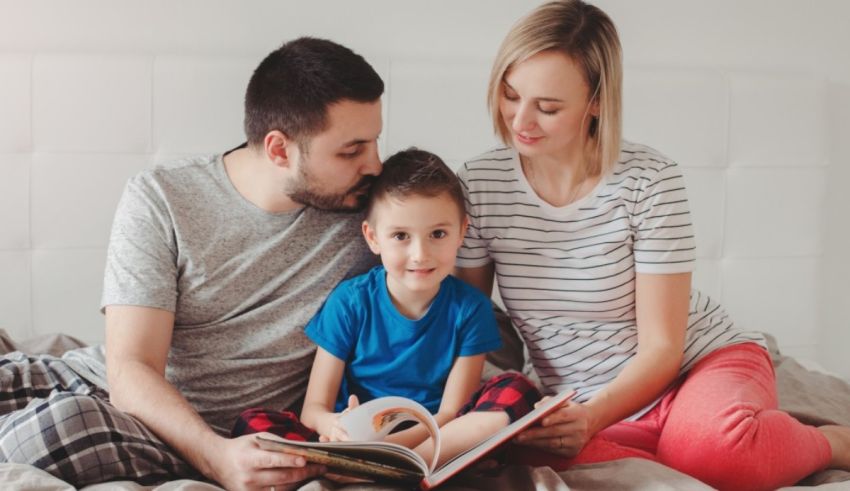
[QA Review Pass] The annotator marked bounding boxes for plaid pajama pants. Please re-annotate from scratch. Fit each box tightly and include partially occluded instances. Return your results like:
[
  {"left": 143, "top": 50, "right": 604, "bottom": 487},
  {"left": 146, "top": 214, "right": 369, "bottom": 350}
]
[
  {"left": 232, "top": 371, "right": 542, "bottom": 440},
  {"left": 0, "top": 351, "right": 200, "bottom": 487}
]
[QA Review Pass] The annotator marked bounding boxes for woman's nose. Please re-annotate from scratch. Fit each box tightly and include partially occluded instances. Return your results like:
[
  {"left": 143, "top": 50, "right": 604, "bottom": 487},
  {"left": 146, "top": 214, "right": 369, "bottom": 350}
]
[{"left": 512, "top": 103, "right": 536, "bottom": 133}]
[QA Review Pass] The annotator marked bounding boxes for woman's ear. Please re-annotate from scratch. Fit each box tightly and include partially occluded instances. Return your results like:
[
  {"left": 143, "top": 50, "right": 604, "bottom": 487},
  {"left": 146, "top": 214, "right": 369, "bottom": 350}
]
[
  {"left": 589, "top": 97, "right": 600, "bottom": 118},
  {"left": 361, "top": 220, "right": 381, "bottom": 255},
  {"left": 264, "top": 130, "right": 292, "bottom": 168}
]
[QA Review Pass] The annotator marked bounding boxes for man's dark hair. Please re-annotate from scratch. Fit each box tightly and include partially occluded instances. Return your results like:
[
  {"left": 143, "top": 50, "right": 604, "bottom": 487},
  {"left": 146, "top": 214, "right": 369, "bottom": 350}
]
[
  {"left": 366, "top": 148, "right": 467, "bottom": 221},
  {"left": 244, "top": 37, "right": 384, "bottom": 147}
]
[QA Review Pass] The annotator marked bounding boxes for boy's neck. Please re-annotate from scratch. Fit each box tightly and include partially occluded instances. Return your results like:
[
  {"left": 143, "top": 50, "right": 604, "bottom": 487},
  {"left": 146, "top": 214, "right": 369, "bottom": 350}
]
[{"left": 385, "top": 275, "right": 440, "bottom": 320}]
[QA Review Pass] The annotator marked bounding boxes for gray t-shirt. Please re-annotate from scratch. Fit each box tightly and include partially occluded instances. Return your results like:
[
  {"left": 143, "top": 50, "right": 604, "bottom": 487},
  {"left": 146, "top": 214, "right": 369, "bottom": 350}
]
[{"left": 66, "top": 153, "right": 374, "bottom": 434}]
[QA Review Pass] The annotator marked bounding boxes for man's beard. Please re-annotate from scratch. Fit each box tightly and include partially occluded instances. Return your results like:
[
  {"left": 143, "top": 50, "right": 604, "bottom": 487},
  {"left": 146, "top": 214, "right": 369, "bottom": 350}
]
[{"left": 285, "top": 158, "right": 375, "bottom": 212}]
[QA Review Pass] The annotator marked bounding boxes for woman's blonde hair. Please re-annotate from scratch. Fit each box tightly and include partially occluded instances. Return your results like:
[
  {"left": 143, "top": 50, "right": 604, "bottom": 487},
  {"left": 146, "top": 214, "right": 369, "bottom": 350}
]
[{"left": 488, "top": 0, "right": 622, "bottom": 177}]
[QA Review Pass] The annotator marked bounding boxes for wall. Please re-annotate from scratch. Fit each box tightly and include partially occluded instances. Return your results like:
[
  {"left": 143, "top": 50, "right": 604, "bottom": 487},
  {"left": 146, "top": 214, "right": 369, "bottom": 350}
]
[{"left": 0, "top": 0, "right": 848, "bottom": 378}]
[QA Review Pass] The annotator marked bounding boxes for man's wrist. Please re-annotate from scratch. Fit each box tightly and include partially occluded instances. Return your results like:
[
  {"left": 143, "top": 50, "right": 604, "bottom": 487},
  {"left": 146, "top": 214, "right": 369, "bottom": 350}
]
[{"left": 193, "top": 431, "right": 225, "bottom": 479}]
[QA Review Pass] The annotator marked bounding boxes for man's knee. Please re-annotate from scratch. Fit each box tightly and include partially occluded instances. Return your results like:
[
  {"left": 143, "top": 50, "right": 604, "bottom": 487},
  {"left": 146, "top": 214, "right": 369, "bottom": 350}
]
[{"left": 0, "top": 392, "right": 113, "bottom": 461}]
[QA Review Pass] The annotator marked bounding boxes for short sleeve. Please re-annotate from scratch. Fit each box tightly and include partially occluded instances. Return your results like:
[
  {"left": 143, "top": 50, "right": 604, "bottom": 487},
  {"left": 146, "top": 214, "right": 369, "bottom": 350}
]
[
  {"left": 304, "top": 283, "right": 358, "bottom": 361},
  {"left": 101, "top": 175, "right": 179, "bottom": 312},
  {"left": 456, "top": 163, "right": 493, "bottom": 268},
  {"left": 632, "top": 162, "right": 696, "bottom": 274},
  {"left": 456, "top": 289, "right": 502, "bottom": 357}
]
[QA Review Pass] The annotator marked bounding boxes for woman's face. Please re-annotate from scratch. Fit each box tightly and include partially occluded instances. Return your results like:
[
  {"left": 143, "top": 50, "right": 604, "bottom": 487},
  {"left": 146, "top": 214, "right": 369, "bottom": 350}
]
[{"left": 499, "top": 50, "right": 597, "bottom": 160}]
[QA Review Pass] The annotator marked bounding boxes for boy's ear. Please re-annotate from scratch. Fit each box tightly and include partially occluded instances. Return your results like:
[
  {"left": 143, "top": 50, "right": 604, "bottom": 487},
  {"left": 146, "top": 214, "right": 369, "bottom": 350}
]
[
  {"left": 264, "top": 130, "right": 294, "bottom": 168},
  {"left": 458, "top": 215, "right": 470, "bottom": 245},
  {"left": 361, "top": 220, "right": 381, "bottom": 255}
]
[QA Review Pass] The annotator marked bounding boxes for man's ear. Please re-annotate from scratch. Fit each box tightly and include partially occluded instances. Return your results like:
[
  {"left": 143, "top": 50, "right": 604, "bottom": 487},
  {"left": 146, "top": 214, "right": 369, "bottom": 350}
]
[
  {"left": 362, "top": 220, "right": 381, "bottom": 255},
  {"left": 264, "top": 130, "right": 293, "bottom": 168}
]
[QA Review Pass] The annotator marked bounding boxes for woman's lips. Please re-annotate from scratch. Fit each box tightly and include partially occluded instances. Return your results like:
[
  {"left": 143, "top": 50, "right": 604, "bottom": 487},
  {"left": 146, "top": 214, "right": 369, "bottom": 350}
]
[{"left": 515, "top": 133, "right": 542, "bottom": 145}]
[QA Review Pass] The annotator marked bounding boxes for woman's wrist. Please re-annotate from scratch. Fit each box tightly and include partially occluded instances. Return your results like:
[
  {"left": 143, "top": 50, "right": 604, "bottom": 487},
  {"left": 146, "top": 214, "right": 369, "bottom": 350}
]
[{"left": 582, "top": 395, "right": 611, "bottom": 437}]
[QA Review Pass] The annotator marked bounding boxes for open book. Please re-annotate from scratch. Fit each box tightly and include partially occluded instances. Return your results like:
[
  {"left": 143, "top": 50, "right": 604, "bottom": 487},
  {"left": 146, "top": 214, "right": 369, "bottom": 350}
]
[{"left": 255, "top": 388, "right": 575, "bottom": 489}]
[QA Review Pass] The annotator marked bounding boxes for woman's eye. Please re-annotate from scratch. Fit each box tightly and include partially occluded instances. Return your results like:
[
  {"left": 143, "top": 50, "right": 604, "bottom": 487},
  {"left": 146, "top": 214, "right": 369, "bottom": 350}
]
[
  {"left": 503, "top": 88, "right": 519, "bottom": 101},
  {"left": 539, "top": 105, "right": 559, "bottom": 115}
]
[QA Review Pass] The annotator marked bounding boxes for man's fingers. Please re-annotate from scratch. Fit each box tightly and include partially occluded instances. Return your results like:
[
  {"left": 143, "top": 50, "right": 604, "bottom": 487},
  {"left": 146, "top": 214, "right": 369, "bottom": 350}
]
[
  {"left": 254, "top": 464, "right": 326, "bottom": 488},
  {"left": 252, "top": 448, "right": 307, "bottom": 469}
]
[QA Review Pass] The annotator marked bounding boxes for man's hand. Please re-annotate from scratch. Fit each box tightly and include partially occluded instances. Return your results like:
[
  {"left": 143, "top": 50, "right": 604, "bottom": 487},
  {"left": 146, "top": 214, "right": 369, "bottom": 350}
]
[{"left": 206, "top": 433, "right": 325, "bottom": 491}]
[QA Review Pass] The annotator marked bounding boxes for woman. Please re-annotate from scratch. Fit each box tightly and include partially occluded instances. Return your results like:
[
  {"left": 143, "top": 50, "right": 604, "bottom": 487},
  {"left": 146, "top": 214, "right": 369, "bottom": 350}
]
[{"left": 455, "top": 1, "right": 850, "bottom": 490}]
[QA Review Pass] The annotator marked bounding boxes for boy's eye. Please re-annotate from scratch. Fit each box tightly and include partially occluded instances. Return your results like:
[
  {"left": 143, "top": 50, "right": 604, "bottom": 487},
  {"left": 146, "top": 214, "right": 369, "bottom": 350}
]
[
  {"left": 431, "top": 229, "right": 447, "bottom": 239},
  {"left": 391, "top": 232, "right": 409, "bottom": 241}
]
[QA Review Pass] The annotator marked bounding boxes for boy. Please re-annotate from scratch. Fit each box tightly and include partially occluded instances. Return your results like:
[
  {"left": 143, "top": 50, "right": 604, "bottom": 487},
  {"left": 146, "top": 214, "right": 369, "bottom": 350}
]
[{"left": 233, "top": 149, "right": 540, "bottom": 466}]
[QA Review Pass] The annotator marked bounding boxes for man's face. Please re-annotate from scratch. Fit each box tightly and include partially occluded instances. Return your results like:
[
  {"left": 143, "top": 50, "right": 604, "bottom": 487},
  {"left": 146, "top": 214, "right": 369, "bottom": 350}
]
[{"left": 285, "top": 99, "right": 383, "bottom": 211}]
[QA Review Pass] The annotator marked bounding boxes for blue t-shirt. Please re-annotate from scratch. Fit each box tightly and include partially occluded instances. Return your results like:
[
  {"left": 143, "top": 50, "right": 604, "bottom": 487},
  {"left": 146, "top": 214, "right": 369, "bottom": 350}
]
[{"left": 305, "top": 266, "right": 502, "bottom": 413}]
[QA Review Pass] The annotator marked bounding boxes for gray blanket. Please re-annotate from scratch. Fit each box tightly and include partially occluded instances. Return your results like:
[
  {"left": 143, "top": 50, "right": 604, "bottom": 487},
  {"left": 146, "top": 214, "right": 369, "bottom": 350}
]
[{"left": 1, "top": 330, "right": 848, "bottom": 490}]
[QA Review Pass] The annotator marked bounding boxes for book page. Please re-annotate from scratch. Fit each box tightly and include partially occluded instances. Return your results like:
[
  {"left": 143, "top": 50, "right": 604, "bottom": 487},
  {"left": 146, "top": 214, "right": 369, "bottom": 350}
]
[
  {"left": 339, "top": 396, "right": 441, "bottom": 471},
  {"left": 424, "top": 388, "right": 576, "bottom": 488}
]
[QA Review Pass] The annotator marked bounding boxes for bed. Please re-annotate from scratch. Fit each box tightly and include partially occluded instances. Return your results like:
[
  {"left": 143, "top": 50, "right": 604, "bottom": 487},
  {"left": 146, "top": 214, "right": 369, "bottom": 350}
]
[{"left": 1, "top": 324, "right": 848, "bottom": 491}]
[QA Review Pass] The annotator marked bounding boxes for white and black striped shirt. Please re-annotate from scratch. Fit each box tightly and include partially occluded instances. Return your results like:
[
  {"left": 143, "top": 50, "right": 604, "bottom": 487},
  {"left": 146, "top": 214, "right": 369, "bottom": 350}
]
[{"left": 457, "top": 141, "right": 765, "bottom": 416}]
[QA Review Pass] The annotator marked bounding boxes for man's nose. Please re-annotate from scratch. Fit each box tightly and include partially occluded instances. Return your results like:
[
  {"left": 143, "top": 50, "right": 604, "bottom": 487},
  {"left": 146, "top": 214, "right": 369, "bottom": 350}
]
[{"left": 361, "top": 144, "right": 382, "bottom": 176}]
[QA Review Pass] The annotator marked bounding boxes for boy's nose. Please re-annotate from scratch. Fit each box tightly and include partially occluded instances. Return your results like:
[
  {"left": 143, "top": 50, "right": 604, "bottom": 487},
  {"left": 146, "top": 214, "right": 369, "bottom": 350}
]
[{"left": 410, "top": 240, "right": 429, "bottom": 262}]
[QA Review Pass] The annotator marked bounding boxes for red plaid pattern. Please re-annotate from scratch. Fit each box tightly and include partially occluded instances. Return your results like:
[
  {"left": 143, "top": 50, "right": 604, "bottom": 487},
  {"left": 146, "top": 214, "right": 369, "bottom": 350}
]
[
  {"left": 457, "top": 372, "right": 542, "bottom": 423},
  {"left": 231, "top": 408, "right": 318, "bottom": 441},
  {"left": 232, "top": 372, "right": 541, "bottom": 439}
]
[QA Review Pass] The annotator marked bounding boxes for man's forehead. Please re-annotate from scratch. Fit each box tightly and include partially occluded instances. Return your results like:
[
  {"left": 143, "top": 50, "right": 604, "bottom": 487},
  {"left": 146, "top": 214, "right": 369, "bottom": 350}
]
[{"left": 315, "top": 99, "right": 382, "bottom": 145}]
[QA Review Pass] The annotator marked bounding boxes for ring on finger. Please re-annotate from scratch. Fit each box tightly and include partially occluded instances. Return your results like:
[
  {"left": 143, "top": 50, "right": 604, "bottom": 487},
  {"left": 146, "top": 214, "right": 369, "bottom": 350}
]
[{"left": 559, "top": 436, "right": 565, "bottom": 448}]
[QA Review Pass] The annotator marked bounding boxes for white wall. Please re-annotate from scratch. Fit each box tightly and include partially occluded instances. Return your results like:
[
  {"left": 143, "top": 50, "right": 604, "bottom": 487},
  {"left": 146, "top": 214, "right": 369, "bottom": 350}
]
[{"left": 1, "top": 1, "right": 848, "bottom": 378}]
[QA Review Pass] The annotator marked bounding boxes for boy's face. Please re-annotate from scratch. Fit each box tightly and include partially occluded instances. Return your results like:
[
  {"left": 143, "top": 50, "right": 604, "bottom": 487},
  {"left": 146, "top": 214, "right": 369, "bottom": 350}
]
[{"left": 362, "top": 192, "right": 468, "bottom": 304}]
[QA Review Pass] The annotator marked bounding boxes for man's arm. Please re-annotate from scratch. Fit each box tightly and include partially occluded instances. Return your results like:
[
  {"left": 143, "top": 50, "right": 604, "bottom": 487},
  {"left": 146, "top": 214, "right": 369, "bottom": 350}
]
[{"left": 105, "top": 305, "right": 324, "bottom": 490}]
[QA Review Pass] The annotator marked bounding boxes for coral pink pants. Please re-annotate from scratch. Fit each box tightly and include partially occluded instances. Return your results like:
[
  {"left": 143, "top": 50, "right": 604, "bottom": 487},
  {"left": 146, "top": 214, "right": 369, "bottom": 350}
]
[{"left": 515, "top": 343, "right": 832, "bottom": 491}]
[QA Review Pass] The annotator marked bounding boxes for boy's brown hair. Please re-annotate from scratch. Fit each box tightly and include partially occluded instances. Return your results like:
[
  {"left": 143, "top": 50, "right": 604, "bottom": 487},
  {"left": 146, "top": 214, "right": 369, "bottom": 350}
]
[{"left": 366, "top": 148, "right": 466, "bottom": 221}]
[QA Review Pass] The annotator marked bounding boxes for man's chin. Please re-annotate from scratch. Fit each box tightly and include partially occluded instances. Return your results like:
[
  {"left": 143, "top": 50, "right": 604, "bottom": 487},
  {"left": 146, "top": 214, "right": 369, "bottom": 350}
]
[{"left": 294, "top": 193, "right": 366, "bottom": 213}]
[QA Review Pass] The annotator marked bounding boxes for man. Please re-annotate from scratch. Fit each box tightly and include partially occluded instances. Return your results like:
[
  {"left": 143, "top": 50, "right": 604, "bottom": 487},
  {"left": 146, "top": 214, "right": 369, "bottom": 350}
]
[{"left": 0, "top": 37, "right": 383, "bottom": 490}]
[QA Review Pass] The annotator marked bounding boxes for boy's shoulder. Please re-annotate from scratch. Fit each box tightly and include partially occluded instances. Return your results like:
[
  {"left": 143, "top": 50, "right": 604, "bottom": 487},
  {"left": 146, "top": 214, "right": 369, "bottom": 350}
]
[
  {"left": 334, "top": 265, "right": 384, "bottom": 297},
  {"left": 443, "top": 274, "right": 492, "bottom": 307}
]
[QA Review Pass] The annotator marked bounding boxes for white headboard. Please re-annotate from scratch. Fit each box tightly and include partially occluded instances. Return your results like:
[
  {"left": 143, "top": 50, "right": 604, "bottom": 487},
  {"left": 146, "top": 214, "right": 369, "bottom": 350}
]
[{"left": 1, "top": 0, "right": 848, "bottom": 379}]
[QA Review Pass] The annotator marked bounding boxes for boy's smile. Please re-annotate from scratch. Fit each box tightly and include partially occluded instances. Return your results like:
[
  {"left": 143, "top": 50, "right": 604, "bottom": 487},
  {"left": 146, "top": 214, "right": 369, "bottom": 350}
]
[{"left": 362, "top": 192, "right": 468, "bottom": 319}]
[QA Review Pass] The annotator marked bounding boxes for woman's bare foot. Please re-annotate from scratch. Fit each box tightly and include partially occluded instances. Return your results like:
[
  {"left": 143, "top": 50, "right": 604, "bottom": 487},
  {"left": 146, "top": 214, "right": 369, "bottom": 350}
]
[{"left": 819, "top": 425, "right": 850, "bottom": 470}]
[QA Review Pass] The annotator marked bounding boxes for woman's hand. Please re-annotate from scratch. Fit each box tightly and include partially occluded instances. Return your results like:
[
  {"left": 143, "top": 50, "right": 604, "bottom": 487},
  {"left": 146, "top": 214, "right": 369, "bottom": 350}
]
[{"left": 512, "top": 399, "right": 592, "bottom": 457}]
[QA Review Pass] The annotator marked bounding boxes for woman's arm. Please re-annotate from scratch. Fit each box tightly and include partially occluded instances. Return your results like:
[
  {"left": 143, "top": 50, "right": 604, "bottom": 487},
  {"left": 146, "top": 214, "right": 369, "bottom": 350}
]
[
  {"left": 516, "top": 272, "right": 691, "bottom": 455},
  {"left": 384, "top": 354, "right": 486, "bottom": 449},
  {"left": 301, "top": 348, "right": 348, "bottom": 440},
  {"left": 454, "top": 264, "right": 495, "bottom": 297}
]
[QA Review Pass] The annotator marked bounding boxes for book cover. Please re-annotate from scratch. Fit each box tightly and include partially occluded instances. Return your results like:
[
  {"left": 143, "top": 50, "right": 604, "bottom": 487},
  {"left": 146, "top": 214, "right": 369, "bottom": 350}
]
[{"left": 255, "top": 388, "right": 576, "bottom": 489}]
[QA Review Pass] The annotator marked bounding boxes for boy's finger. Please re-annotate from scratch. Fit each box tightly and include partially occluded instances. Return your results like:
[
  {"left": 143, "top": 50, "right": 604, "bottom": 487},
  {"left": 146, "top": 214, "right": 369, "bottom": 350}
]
[{"left": 348, "top": 394, "right": 360, "bottom": 408}]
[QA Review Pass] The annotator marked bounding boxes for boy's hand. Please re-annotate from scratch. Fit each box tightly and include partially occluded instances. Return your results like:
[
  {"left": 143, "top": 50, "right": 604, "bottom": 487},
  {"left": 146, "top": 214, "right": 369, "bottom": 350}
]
[{"left": 319, "top": 395, "right": 360, "bottom": 442}]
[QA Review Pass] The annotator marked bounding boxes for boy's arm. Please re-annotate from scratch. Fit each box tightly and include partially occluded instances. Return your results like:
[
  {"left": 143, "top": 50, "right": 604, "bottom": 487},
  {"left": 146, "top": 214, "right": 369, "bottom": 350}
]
[
  {"left": 383, "top": 354, "right": 486, "bottom": 449},
  {"left": 301, "top": 347, "right": 348, "bottom": 439}
]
